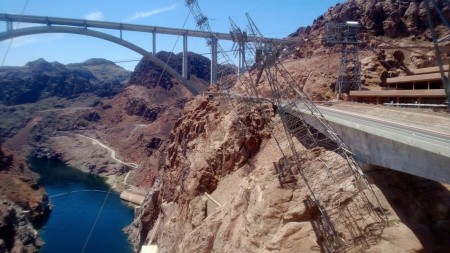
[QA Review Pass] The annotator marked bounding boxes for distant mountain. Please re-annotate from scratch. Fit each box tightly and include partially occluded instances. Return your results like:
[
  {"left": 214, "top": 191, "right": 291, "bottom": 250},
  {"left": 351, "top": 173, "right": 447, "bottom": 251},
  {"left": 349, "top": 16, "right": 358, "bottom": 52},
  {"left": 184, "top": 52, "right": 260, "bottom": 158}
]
[
  {"left": 129, "top": 51, "right": 235, "bottom": 90},
  {"left": 0, "top": 58, "right": 131, "bottom": 105}
]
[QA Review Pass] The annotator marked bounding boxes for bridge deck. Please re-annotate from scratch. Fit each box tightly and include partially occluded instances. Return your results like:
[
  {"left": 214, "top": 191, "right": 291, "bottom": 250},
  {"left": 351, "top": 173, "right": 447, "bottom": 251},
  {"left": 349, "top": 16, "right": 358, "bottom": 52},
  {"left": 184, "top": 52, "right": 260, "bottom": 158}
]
[
  {"left": 298, "top": 103, "right": 450, "bottom": 184},
  {"left": 0, "top": 13, "right": 294, "bottom": 44}
]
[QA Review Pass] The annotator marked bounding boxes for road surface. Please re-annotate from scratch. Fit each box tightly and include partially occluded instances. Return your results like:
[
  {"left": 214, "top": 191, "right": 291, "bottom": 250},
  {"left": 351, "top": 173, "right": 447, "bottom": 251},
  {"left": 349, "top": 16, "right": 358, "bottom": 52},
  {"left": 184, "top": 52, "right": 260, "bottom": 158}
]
[
  {"left": 315, "top": 105, "right": 450, "bottom": 157},
  {"left": 75, "top": 134, "right": 139, "bottom": 169}
]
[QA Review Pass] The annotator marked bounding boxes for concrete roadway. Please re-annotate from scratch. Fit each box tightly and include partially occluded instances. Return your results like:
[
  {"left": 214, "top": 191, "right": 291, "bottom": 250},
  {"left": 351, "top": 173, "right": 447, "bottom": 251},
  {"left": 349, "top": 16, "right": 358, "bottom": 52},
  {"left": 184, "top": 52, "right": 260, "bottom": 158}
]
[
  {"left": 208, "top": 92, "right": 450, "bottom": 183},
  {"left": 316, "top": 105, "right": 450, "bottom": 158},
  {"left": 309, "top": 105, "right": 450, "bottom": 184}
]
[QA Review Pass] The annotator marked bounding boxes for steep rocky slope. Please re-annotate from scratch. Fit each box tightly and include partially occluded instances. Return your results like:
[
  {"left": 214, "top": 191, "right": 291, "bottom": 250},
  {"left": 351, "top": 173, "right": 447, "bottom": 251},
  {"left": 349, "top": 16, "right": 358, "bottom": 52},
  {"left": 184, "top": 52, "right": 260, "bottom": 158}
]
[
  {"left": 126, "top": 1, "right": 450, "bottom": 252},
  {"left": 0, "top": 145, "right": 50, "bottom": 253},
  {"left": 127, "top": 94, "right": 427, "bottom": 253},
  {"left": 130, "top": 51, "right": 210, "bottom": 90}
]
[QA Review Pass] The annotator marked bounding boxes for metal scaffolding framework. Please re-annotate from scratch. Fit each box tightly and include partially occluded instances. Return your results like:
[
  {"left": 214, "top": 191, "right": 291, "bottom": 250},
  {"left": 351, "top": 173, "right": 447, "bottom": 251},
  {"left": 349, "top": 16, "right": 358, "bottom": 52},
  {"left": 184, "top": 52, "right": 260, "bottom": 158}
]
[
  {"left": 324, "top": 22, "right": 362, "bottom": 98},
  {"left": 185, "top": 0, "right": 238, "bottom": 86},
  {"left": 228, "top": 16, "right": 388, "bottom": 253},
  {"left": 186, "top": 1, "right": 388, "bottom": 251}
]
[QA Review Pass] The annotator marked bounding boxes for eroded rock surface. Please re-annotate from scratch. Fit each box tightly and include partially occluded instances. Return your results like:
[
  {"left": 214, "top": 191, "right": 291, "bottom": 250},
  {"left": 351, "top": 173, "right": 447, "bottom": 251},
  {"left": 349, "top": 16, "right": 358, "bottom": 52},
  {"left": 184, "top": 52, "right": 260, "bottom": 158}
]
[
  {"left": 127, "top": 95, "right": 424, "bottom": 253},
  {"left": 0, "top": 145, "right": 50, "bottom": 253}
]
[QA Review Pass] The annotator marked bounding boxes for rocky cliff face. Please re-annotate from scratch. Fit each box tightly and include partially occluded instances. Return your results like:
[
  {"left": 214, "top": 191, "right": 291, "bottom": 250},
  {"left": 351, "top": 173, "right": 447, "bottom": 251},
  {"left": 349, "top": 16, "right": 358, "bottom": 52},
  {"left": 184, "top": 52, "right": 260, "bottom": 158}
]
[
  {"left": 0, "top": 58, "right": 130, "bottom": 105},
  {"left": 127, "top": 94, "right": 427, "bottom": 253},
  {"left": 125, "top": 1, "right": 450, "bottom": 252},
  {"left": 0, "top": 145, "right": 50, "bottom": 253},
  {"left": 272, "top": 0, "right": 450, "bottom": 99},
  {"left": 290, "top": 0, "right": 449, "bottom": 40}
]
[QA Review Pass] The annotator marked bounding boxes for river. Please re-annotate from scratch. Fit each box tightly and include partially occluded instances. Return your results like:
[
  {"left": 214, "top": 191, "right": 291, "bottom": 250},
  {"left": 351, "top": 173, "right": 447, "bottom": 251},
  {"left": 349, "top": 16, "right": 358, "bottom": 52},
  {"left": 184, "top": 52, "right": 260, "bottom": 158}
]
[{"left": 30, "top": 158, "right": 134, "bottom": 253}]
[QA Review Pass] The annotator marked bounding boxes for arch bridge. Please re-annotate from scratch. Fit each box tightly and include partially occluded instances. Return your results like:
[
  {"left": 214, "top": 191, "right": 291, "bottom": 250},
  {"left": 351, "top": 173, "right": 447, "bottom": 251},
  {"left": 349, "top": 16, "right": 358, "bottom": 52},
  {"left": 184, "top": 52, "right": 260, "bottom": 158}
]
[{"left": 0, "top": 13, "right": 290, "bottom": 95}]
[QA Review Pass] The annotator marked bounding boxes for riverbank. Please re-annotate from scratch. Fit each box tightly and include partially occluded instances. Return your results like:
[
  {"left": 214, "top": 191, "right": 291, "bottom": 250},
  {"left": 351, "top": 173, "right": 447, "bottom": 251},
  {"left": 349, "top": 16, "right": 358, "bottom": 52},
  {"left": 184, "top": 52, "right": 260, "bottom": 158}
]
[
  {"left": 30, "top": 158, "right": 134, "bottom": 253},
  {"left": 43, "top": 133, "right": 149, "bottom": 206}
]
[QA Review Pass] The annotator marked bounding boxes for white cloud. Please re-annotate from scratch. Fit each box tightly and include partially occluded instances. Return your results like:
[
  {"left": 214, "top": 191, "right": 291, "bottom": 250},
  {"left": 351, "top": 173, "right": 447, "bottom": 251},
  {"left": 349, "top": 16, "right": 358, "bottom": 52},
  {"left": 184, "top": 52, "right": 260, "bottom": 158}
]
[
  {"left": 126, "top": 4, "right": 177, "bottom": 22},
  {"left": 11, "top": 34, "right": 65, "bottom": 48},
  {"left": 85, "top": 11, "right": 103, "bottom": 21}
]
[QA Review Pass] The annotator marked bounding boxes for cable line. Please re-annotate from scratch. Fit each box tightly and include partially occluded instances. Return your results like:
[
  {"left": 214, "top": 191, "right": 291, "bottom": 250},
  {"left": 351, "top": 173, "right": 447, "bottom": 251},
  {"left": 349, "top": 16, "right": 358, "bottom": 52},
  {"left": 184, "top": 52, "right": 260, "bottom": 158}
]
[
  {"left": 81, "top": 184, "right": 113, "bottom": 253},
  {"left": 1, "top": 0, "right": 30, "bottom": 66},
  {"left": 49, "top": 190, "right": 116, "bottom": 198}
]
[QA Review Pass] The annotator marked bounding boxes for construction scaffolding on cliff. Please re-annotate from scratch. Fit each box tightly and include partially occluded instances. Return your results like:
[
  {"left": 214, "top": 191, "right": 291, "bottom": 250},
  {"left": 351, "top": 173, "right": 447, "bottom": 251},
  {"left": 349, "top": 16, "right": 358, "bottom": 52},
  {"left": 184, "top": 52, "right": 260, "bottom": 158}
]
[
  {"left": 237, "top": 18, "right": 387, "bottom": 252},
  {"left": 186, "top": 1, "right": 388, "bottom": 252},
  {"left": 324, "top": 21, "right": 362, "bottom": 99}
]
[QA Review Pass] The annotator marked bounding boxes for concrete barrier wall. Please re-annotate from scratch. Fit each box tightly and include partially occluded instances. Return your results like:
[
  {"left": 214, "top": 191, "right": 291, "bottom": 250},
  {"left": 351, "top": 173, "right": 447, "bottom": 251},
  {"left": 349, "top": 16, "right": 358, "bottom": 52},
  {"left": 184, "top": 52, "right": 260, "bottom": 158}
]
[
  {"left": 120, "top": 190, "right": 146, "bottom": 206},
  {"left": 328, "top": 121, "right": 450, "bottom": 184}
]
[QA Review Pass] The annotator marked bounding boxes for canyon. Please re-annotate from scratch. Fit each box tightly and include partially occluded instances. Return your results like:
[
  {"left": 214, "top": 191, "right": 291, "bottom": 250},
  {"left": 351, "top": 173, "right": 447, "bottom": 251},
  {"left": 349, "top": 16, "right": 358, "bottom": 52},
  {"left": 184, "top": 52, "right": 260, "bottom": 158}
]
[{"left": 1, "top": 0, "right": 450, "bottom": 252}]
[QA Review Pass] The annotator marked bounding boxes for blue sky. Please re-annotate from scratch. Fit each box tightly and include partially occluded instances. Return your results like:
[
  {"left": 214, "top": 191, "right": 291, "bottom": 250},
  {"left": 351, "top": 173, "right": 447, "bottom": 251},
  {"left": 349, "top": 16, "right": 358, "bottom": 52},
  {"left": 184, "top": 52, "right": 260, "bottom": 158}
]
[{"left": 0, "top": 0, "right": 343, "bottom": 70}]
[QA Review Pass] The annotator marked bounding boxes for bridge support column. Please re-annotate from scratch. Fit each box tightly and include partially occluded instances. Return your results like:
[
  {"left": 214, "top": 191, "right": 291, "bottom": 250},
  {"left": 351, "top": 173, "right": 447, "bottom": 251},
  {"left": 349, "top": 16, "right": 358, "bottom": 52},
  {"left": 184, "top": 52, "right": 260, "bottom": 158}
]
[
  {"left": 238, "top": 44, "right": 242, "bottom": 77},
  {"left": 210, "top": 38, "right": 218, "bottom": 86},
  {"left": 182, "top": 34, "right": 188, "bottom": 79},
  {"left": 152, "top": 32, "right": 156, "bottom": 55},
  {"left": 237, "top": 43, "right": 246, "bottom": 77},
  {"left": 6, "top": 21, "right": 13, "bottom": 31}
]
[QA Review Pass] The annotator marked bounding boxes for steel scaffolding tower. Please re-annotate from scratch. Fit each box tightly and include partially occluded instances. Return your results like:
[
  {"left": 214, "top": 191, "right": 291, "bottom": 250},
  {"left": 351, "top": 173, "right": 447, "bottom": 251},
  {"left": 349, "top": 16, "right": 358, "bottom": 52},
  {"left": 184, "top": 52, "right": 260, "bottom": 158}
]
[
  {"left": 237, "top": 17, "right": 387, "bottom": 252},
  {"left": 324, "top": 21, "right": 362, "bottom": 98},
  {"left": 185, "top": 2, "right": 387, "bottom": 250}
]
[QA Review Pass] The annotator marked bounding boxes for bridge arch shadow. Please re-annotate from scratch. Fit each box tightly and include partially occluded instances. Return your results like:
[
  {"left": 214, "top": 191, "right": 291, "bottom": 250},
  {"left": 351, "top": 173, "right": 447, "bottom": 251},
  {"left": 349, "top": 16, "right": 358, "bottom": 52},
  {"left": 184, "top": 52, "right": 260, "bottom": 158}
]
[{"left": 0, "top": 26, "right": 200, "bottom": 95}]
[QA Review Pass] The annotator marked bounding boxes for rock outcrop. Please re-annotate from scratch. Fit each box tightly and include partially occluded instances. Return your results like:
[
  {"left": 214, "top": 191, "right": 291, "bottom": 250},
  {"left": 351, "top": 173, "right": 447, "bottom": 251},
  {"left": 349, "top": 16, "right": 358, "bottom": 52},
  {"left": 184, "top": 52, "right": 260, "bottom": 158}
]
[
  {"left": 276, "top": 0, "right": 450, "bottom": 99},
  {"left": 129, "top": 51, "right": 235, "bottom": 91},
  {"left": 0, "top": 145, "right": 50, "bottom": 253},
  {"left": 290, "top": 0, "right": 449, "bottom": 41},
  {"left": 127, "top": 95, "right": 425, "bottom": 253},
  {"left": 130, "top": 51, "right": 210, "bottom": 90}
]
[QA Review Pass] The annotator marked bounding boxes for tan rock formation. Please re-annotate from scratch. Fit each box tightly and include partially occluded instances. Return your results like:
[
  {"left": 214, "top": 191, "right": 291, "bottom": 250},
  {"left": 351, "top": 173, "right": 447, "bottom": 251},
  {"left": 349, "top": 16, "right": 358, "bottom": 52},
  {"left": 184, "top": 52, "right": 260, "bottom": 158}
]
[{"left": 128, "top": 96, "right": 424, "bottom": 253}]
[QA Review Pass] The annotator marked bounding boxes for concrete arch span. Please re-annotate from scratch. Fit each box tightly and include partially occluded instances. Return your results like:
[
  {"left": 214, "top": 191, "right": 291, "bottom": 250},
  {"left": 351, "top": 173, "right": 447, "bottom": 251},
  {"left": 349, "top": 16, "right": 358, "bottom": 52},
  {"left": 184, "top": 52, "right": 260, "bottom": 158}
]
[{"left": 0, "top": 26, "right": 200, "bottom": 95}]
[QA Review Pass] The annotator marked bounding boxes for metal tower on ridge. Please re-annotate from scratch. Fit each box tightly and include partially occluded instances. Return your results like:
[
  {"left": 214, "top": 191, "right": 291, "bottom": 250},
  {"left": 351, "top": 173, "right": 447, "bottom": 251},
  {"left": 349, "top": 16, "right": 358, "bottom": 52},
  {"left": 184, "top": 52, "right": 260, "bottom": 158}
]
[{"left": 324, "top": 21, "right": 362, "bottom": 99}]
